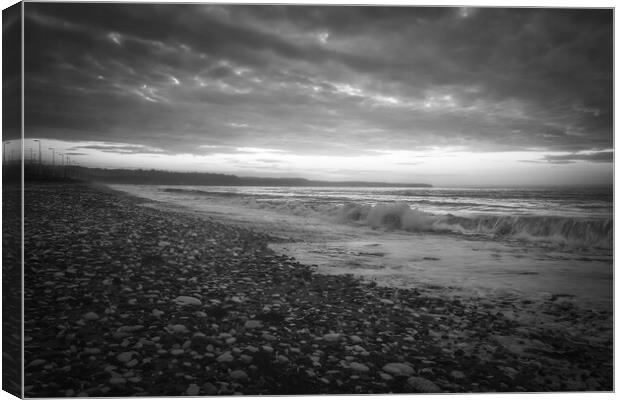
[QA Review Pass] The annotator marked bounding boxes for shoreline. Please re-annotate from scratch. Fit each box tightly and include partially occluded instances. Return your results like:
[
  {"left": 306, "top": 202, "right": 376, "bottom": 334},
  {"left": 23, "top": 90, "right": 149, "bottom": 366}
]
[{"left": 23, "top": 182, "right": 612, "bottom": 395}]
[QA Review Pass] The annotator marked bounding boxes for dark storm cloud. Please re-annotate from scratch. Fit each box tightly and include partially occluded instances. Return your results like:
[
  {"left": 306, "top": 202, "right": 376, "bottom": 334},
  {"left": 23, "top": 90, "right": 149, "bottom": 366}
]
[
  {"left": 544, "top": 151, "right": 614, "bottom": 163},
  {"left": 520, "top": 149, "right": 613, "bottom": 164},
  {"left": 24, "top": 4, "right": 612, "bottom": 156}
]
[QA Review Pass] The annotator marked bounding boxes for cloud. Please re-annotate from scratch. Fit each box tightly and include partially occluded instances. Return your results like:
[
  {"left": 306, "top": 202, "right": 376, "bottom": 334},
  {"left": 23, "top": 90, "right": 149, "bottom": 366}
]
[
  {"left": 23, "top": 4, "right": 612, "bottom": 160},
  {"left": 520, "top": 150, "right": 613, "bottom": 164},
  {"left": 70, "top": 143, "right": 165, "bottom": 154}
]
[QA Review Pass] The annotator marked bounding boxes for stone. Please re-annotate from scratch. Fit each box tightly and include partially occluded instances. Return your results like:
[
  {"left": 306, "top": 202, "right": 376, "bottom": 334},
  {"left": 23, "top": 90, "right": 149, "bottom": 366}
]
[
  {"left": 116, "top": 352, "right": 135, "bottom": 363},
  {"left": 350, "top": 335, "right": 363, "bottom": 343},
  {"left": 349, "top": 362, "right": 369, "bottom": 372},
  {"left": 204, "top": 383, "right": 218, "bottom": 395},
  {"left": 230, "top": 370, "right": 248, "bottom": 380},
  {"left": 28, "top": 359, "right": 46, "bottom": 367},
  {"left": 110, "top": 377, "right": 127, "bottom": 385},
  {"left": 217, "top": 351, "right": 234, "bottom": 363},
  {"left": 407, "top": 376, "right": 441, "bottom": 392},
  {"left": 168, "top": 324, "right": 189, "bottom": 333},
  {"left": 379, "top": 372, "right": 393, "bottom": 380},
  {"left": 186, "top": 383, "right": 200, "bottom": 396},
  {"left": 451, "top": 370, "right": 466, "bottom": 379},
  {"left": 244, "top": 320, "right": 263, "bottom": 329},
  {"left": 174, "top": 296, "right": 202, "bottom": 306},
  {"left": 383, "top": 363, "right": 414, "bottom": 376},
  {"left": 323, "top": 333, "right": 341, "bottom": 342},
  {"left": 83, "top": 312, "right": 99, "bottom": 321}
]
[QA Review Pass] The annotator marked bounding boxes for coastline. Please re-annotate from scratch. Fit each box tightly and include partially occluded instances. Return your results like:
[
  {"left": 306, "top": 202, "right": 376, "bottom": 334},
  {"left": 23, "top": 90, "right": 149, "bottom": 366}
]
[{"left": 23, "top": 182, "right": 612, "bottom": 395}]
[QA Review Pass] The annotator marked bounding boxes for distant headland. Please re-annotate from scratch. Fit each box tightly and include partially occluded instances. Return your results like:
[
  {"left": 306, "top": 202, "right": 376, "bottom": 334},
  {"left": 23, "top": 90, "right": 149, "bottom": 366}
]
[
  {"left": 86, "top": 168, "right": 433, "bottom": 187},
  {"left": 18, "top": 165, "right": 432, "bottom": 187}
]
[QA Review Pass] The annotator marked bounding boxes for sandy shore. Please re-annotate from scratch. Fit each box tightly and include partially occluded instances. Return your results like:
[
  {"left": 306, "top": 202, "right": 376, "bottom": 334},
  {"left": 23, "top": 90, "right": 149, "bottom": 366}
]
[{"left": 22, "top": 183, "right": 612, "bottom": 396}]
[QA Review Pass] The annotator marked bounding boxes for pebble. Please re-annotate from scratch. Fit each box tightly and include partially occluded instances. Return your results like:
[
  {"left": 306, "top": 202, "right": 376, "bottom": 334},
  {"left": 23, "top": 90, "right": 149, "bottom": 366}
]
[
  {"left": 116, "top": 352, "right": 135, "bottom": 363},
  {"left": 379, "top": 372, "right": 393, "bottom": 380},
  {"left": 110, "top": 377, "right": 127, "bottom": 385},
  {"left": 186, "top": 383, "right": 200, "bottom": 396},
  {"left": 451, "top": 370, "right": 466, "bottom": 380},
  {"left": 83, "top": 312, "right": 99, "bottom": 321},
  {"left": 244, "top": 320, "right": 263, "bottom": 329},
  {"left": 203, "top": 383, "right": 218, "bottom": 395},
  {"left": 349, "top": 362, "right": 369, "bottom": 372},
  {"left": 174, "top": 296, "right": 202, "bottom": 306},
  {"left": 323, "top": 333, "right": 341, "bottom": 342},
  {"left": 168, "top": 324, "right": 189, "bottom": 333},
  {"left": 350, "top": 335, "right": 363, "bottom": 343},
  {"left": 230, "top": 370, "right": 248, "bottom": 380},
  {"left": 216, "top": 351, "right": 234, "bottom": 363},
  {"left": 382, "top": 363, "right": 414, "bottom": 376},
  {"left": 407, "top": 376, "right": 441, "bottom": 392},
  {"left": 28, "top": 359, "right": 46, "bottom": 367}
]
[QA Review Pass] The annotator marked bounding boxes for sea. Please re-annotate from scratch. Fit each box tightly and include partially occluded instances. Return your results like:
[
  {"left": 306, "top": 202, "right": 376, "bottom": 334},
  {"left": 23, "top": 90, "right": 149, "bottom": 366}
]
[{"left": 110, "top": 184, "right": 613, "bottom": 311}]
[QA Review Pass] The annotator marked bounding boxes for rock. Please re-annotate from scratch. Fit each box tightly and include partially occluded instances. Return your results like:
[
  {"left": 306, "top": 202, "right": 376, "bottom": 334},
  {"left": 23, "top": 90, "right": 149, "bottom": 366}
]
[
  {"left": 110, "top": 377, "right": 127, "bottom": 385},
  {"left": 217, "top": 351, "right": 234, "bottom": 363},
  {"left": 27, "top": 359, "right": 46, "bottom": 367},
  {"left": 350, "top": 335, "right": 363, "bottom": 343},
  {"left": 204, "top": 383, "right": 218, "bottom": 395},
  {"left": 244, "top": 320, "right": 263, "bottom": 329},
  {"left": 379, "top": 372, "right": 393, "bottom": 380},
  {"left": 116, "top": 351, "right": 135, "bottom": 363},
  {"left": 230, "top": 370, "right": 248, "bottom": 380},
  {"left": 168, "top": 324, "right": 189, "bottom": 333},
  {"left": 323, "top": 333, "right": 341, "bottom": 342},
  {"left": 83, "top": 312, "right": 99, "bottom": 321},
  {"left": 450, "top": 370, "right": 466, "bottom": 379},
  {"left": 407, "top": 376, "right": 441, "bottom": 392},
  {"left": 262, "top": 333, "right": 277, "bottom": 341},
  {"left": 382, "top": 363, "right": 414, "bottom": 376},
  {"left": 170, "top": 349, "right": 184, "bottom": 356},
  {"left": 152, "top": 309, "right": 164, "bottom": 318},
  {"left": 174, "top": 296, "right": 202, "bottom": 306},
  {"left": 186, "top": 383, "right": 200, "bottom": 396},
  {"left": 349, "top": 362, "right": 369, "bottom": 372},
  {"left": 158, "top": 241, "right": 170, "bottom": 247}
]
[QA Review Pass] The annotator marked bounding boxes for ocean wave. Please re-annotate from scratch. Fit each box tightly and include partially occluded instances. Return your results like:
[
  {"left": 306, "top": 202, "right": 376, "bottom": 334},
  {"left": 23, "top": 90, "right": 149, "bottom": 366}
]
[
  {"left": 242, "top": 198, "right": 612, "bottom": 249},
  {"left": 162, "top": 187, "right": 612, "bottom": 249},
  {"left": 331, "top": 202, "right": 612, "bottom": 249}
]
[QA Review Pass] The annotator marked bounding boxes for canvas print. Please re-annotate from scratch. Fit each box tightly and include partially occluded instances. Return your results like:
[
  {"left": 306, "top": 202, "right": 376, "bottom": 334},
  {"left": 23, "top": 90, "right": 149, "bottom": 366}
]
[{"left": 2, "top": 2, "right": 613, "bottom": 397}]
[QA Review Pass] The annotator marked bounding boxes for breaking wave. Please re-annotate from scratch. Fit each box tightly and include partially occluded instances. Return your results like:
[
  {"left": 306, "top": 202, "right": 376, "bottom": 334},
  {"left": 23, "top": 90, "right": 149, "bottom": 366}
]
[
  {"left": 331, "top": 202, "right": 613, "bottom": 249},
  {"left": 159, "top": 188, "right": 612, "bottom": 249},
  {"left": 248, "top": 200, "right": 612, "bottom": 249}
]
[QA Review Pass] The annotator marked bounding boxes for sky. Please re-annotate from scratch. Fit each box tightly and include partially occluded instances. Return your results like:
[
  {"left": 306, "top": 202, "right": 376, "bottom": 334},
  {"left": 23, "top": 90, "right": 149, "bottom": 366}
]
[{"left": 17, "top": 3, "right": 613, "bottom": 186}]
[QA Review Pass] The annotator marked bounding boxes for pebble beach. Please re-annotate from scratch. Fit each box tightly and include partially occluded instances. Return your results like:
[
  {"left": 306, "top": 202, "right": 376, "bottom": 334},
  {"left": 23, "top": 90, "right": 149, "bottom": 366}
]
[{"left": 22, "top": 183, "right": 612, "bottom": 396}]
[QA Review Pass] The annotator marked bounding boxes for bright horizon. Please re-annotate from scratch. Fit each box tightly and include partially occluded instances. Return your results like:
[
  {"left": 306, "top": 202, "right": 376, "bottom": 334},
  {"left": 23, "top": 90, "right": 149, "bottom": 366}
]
[{"left": 11, "top": 5, "right": 613, "bottom": 187}]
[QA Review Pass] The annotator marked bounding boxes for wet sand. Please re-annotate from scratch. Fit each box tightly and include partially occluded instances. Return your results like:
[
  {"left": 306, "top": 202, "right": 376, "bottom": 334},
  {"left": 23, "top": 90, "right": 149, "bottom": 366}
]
[{"left": 22, "top": 183, "right": 612, "bottom": 396}]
